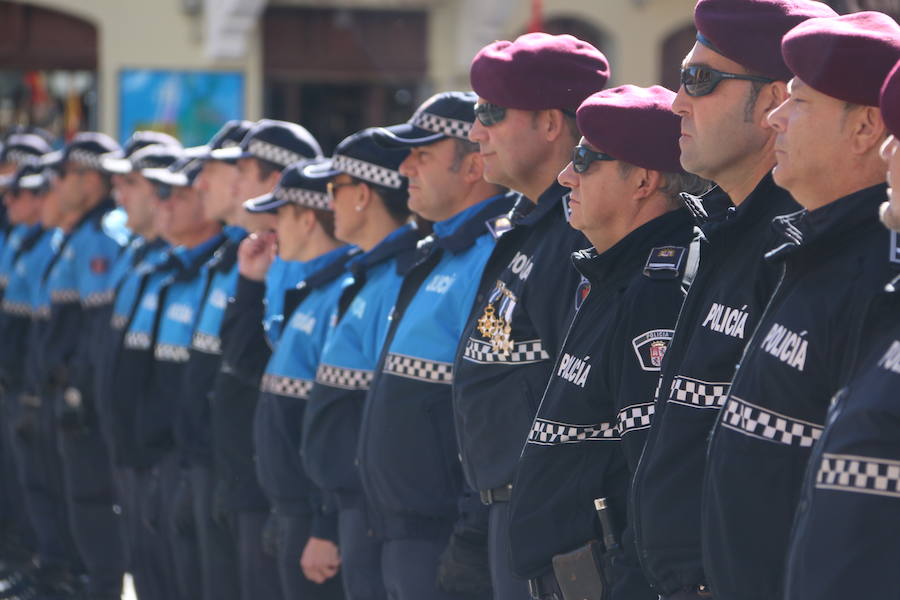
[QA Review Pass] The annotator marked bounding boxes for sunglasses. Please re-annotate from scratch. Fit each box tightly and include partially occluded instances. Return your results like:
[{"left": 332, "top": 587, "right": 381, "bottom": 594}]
[
  {"left": 680, "top": 65, "right": 775, "bottom": 97},
  {"left": 572, "top": 145, "right": 615, "bottom": 174},
  {"left": 326, "top": 180, "right": 360, "bottom": 199},
  {"left": 473, "top": 102, "right": 507, "bottom": 127}
]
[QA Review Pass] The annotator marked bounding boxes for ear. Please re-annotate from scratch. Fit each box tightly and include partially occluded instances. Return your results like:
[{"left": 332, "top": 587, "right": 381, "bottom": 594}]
[
  {"left": 633, "top": 168, "right": 662, "bottom": 201},
  {"left": 755, "top": 81, "right": 788, "bottom": 129},
  {"left": 461, "top": 151, "right": 485, "bottom": 185},
  {"left": 263, "top": 170, "right": 282, "bottom": 191},
  {"left": 542, "top": 109, "right": 569, "bottom": 143},
  {"left": 356, "top": 182, "right": 373, "bottom": 212},
  {"left": 848, "top": 106, "right": 887, "bottom": 156}
]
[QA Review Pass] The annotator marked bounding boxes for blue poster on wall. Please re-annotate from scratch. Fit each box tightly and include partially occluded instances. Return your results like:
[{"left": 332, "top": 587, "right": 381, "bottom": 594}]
[{"left": 119, "top": 69, "right": 244, "bottom": 147}]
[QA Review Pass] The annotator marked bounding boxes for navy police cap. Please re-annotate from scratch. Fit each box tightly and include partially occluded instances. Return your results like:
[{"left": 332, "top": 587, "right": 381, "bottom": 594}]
[
  {"left": 192, "top": 119, "right": 254, "bottom": 162},
  {"left": 245, "top": 157, "right": 331, "bottom": 214},
  {"left": 303, "top": 127, "right": 408, "bottom": 190},
  {"left": 49, "top": 132, "right": 121, "bottom": 171},
  {"left": 211, "top": 119, "right": 322, "bottom": 167},
  {"left": 103, "top": 143, "right": 184, "bottom": 175},
  {"left": 0, "top": 133, "right": 53, "bottom": 167},
  {"left": 373, "top": 91, "right": 477, "bottom": 148},
  {"left": 142, "top": 146, "right": 204, "bottom": 188}
]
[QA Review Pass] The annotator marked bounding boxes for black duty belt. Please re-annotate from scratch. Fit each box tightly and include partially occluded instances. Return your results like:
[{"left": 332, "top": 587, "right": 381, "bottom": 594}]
[
  {"left": 528, "top": 571, "right": 563, "bottom": 600},
  {"left": 479, "top": 483, "right": 512, "bottom": 505}
]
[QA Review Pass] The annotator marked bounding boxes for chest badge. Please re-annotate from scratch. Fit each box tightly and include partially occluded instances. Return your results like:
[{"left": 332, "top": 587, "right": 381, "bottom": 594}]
[{"left": 477, "top": 281, "right": 517, "bottom": 356}]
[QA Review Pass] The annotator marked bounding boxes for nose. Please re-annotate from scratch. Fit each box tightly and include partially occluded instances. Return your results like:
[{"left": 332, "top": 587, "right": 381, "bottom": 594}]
[
  {"left": 671, "top": 86, "right": 691, "bottom": 118},
  {"left": 557, "top": 161, "right": 578, "bottom": 189},
  {"left": 398, "top": 153, "right": 416, "bottom": 178},
  {"left": 469, "top": 118, "right": 487, "bottom": 143}
]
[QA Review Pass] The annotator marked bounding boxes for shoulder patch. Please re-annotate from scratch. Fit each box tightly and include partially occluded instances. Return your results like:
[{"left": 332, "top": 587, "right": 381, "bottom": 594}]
[
  {"left": 486, "top": 215, "right": 513, "bottom": 240},
  {"left": 632, "top": 329, "right": 674, "bottom": 371},
  {"left": 643, "top": 246, "right": 686, "bottom": 280},
  {"left": 574, "top": 275, "right": 590, "bottom": 310},
  {"left": 891, "top": 231, "right": 899, "bottom": 265}
]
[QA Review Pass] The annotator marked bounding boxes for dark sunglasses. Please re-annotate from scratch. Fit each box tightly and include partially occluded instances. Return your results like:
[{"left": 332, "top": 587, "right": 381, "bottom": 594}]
[
  {"left": 680, "top": 65, "right": 775, "bottom": 97},
  {"left": 473, "top": 102, "right": 507, "bottom": 127},
  {"left": 572, "top": 145, "right": 615, "bottom": 174}
]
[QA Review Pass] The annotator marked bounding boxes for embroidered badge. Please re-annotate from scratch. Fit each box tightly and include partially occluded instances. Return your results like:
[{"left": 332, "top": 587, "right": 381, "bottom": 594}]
[
  {"left": 575, "top": 275, "right": 591, "bottom": 311},
  {"left": 643, "top": 246, "right": 686, "bottom": 279},
  {"left": 632, "top": 329, "right": 674, "bottom": 371}
]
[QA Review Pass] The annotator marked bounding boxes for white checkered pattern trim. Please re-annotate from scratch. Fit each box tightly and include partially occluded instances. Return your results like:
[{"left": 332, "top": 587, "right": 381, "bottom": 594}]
[
  {"left": 83, "top": 290, "right": 114, "bottom": 308},
  {"left": 111, "top": 314, "right": 127, "bottom": 331},
  {"left": 50, "top": 289, "right": 79, "bottom": 304},
  {"left": 261, "top": 373, "right": 314, "bottom": 399},
  {"left": 191, "top": 331, "right": 222, "bottom": 355},
  {"left": 668, "top": 375, "right": 730, "bottom": 410},
  {"left": 411, "top": 112, "right": 472, "bottom": 140},
  {"left": 817, "top": 452, "right": 900, "bottom": 499},
  {"left": 720, "top": 396, "right": 822, "bottom": 448},
  {"left": 275, "top": 186, "right": 330, "bottom": 210},
  {"left": 333, "top": 155, "right": 403, "bottom": 189},
  {"left": 383, "top": 352, "right": 453, "bottom": 384},
  {"left": 68, "top": 149, "right": 105, "bottom": 169},
  {"left": 154, "top": 343, "right": 190, "bottom": 363},
  {"left": 1, "top": 300, "right": 31, "bottom": 317},
  {"left": 248, "top": 139, "right": 303, "bottom": 167},
  {"left": 124, "top": 331, "right": 151, "bottom": 350},
  {"left": 618, "top": 403, "right": 655, "bottom": 436},
  {"left": 5, "top": 149, "right": 41, "bottom": 166},
  {"left": 34, "top": 306, "right": 50, "bottom": 320},
  {"left": 528, "top": 417, "right": 620, "bottom": 445},
  {"left": 463, "top": 338, "right": 550, "bottom": 365},
  {"left": 315, "top": 364, "right": 373, "bottom": 390}
]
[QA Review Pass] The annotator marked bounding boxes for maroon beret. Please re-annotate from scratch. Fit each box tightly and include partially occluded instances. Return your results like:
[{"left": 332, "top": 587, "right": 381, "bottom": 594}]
[
  {"left": 783, "top": 11, "right": 900, "bottom": 106},
  {"left": 694, "top": 0, "right": 837, "bottom": 81},
  {"left": 576, "top": 85, "right": 683, "bottom": 174},
  {"left": 881, "top": 59, "right": 900, "bottom": 137},
  {"left": 470, "top": 32, "right": 610, "bottom": 111}
]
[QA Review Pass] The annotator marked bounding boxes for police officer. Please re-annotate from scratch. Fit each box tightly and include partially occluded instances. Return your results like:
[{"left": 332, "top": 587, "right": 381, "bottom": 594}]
[
  {"left": 301, "top": 128, "right": 418, "bottom": 600},
  {"left": 237, "top": 159, "right": 354, "bottom": 599},
  {"left": 208, "top": 119, "right": 322, "bottom": 600},
  {"left": 628, "top": 2, "right": 836, "bottom": 598},
  {"left": 358, "top": 92, "right": 510, "bottom": 600},
  {"left": 508, "top": 85, "right": 705, "bottom": 600},
  {"left": 452, "top": 33, "right": 609, "bottom": 598},
  {"left": 701, "top": 12, "right": 900, "bottom": 600},
  {"left": 777, "top": 57, "right": 900, "bottom": 600},
  {"left": 178, "top": 120, "right": 252, "bottom": 600}
]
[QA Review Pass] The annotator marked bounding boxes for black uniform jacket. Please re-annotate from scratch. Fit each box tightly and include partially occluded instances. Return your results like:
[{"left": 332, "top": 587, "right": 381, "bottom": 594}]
[
  {"left": 508, "top": 209, "right": 693, "bottom": 598},
  {"left": 452, "top": 182, "right": 588, "bottom": 493},
  {"left": 630, "top": 173, "right": 798, "bottom": 595},
  {"left": 701, "top": 183, "right": 898, "bottom": 600}
]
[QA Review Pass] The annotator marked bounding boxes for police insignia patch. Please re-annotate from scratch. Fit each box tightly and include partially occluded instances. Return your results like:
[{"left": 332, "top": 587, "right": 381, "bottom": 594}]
[
  {"left": 486, "top": 216, "right": 513, "bottom": 240},
  {"left": 575, "top": 275, "right": 590, "bottom": 310},
  {"left": 90, "top": 256, "right": 110, "bottom": 274},
  {"left": 643, "top": 246, "right": 686, "bottom": 279},
  {"left": 632, "top": 329, "right": 674, "bottom": 371}
]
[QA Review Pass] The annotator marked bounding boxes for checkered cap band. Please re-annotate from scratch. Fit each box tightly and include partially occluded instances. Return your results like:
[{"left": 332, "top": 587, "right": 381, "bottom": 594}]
[
  {"left": 50, "top": 289, "right": 79, "bottom": 304},
  {"left": 315, "top": 364, "right": 373, "bottom": 390},
  {"left": 668, "top": 375, "right": 730, "bottom": 410},
  {"left": 83, "top": 290, "right": 114, "bottom": 308},
  {"left": 124, "top": 331, "right": 152, "bottom": 350},
  {"left": 463, "top": 338, "right": 550, "bottom": 365},
  {"left": 111, "top": 314, "right": 127, "bottom": 331},
  {"left": 248, "top": 140, "right": 303, "bottom": 167},
  {"left": 1, "top": 300, "right": 31, "bottom": 317},
  {"left": 817, "top": 452, "right": 900, "bottom": 499},
  {"left": 333, "top": 155, "right": 403, "bottom": 189},
  {"left": 5, "top": 149, "right": 41, "bottom": 166},
  {"left": 154, "top": 343, "right": 190, "bottom": 363},
  {"left": 410, "top": 112, "right": 472, "bottom": 140},
  {"left": 721, "top": 396, "right": 822, "bottom": 448},
  {"left": 275, "top": 186, "right": 330, "bottom": 210},
  {"left": 384, "top": 353, "right": 453, "bottom": 384},
  {"left": 261, "top": 374, "right": 314, "bottom": 399},
  {"left": 191, "top": 331, "right": 222, "bottom": 355},
  {"left": 528, "top": 417, "right": 619, "bottom": 446},
  {"left": 618, "top": 403, "right": 655, "bottom": 436},
  {"left": 68, "top": 149, "right": 105, "bottom": 169}
]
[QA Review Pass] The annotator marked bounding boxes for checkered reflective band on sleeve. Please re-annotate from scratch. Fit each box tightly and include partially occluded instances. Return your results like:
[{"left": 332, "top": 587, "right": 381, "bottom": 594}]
[
  {"left": 261, "top": 373, "right": 314, "bottom": 399},
  {"left": 332, "top": 155, "right": 403, "bottom": 189},
  {"left": 111, "top": 314, "right": 127, "bottom": 331},
  {"left": 275, "top": 186, "right": 330, "bottom": 211},
  {"left": 720, "top": 396, "right": 823, "bottom": 448},
  {"left": 383, "top": 352, "right": 453, "bottom": 384},
  {"left": 617, "top": 403, "right": 655, "bottom": 436},
  {"left": 1, "top": 300, "right": 31, "bottom": 317},
  {"left": 463, "top": 338, "right": 550, "bottom": 365},
  {"left": 124, "top": 331, "right": 152, "bottom": 350},
  {"left": 154, "top": 343, "right": 190, "bottom": 363},
  {"left": 68, "top": 149, "right": 105, "bottom": 169},
  {"left": 34, "top": 306, "right": 50, "bottom": 320},
  {"left": 528, "top": 418, "right": 620, "bottom": 445},
  {"left": 82, "top": 290, "right": 114, "bottom": 308},
  {"left": 50, "top": 289, "right": 79, "bottom": 304},
  {"left": 668, "top": 375, "right": 730, "bottom": 410},
  {"left": 315, "top": 363, "right": 374, "bottom": 390},
  {"left": 191, "top": 331, "right": 222, "bottom": 355},
  {"left": 411, "top": 112, "right": 473, "bottom": 140},
  {"left": 247, "top": 140, "right": 303, "bottom": 167},
  {"left": 816, "top": 453, "right": 900, "bottom": 499}
]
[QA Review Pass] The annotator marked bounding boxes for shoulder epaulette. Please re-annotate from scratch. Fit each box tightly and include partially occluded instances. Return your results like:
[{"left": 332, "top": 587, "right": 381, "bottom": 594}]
[{"left": 643, "top": 246, "right": 687, "bottom": 280}]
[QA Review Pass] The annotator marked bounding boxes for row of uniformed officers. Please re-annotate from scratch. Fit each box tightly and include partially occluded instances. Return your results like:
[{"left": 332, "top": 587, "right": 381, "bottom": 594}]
[{"left": 1, "top": 1, "right": 900, "bottom": 599}]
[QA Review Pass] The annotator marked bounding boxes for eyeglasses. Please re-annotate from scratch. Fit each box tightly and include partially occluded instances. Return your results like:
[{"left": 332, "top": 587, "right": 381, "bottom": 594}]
[
  {"left": 473, "top": 102, "right": 507, "bottom": 127},
  {"left": 572, "top": 145, "right": 615, "bottom": 174},
  {"left": 326, "top": 180, "right": 360, "bottom": 199},
  {"left": 680, "top": 65, "right": 775, "bottom": 97}
]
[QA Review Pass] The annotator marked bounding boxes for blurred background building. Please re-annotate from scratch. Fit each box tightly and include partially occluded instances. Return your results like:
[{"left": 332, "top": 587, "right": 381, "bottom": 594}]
[{"left": 1, "top": 0, "right": 897, "bottom": 153}]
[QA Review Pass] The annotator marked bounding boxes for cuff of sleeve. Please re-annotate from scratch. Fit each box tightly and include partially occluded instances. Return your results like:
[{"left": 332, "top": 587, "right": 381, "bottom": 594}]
[{"left": 310, "top": 507, "right": 339, "bottom": 543}]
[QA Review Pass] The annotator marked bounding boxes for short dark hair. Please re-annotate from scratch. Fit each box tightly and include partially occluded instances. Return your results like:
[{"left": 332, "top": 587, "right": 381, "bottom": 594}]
[
  {"left": 449, "top": 138, "right": 480, "bottom": 173},
  {"left": 255, "top": 157, "right": 282, "bottom": 182},
  {"left": 744, "top": 80, "right": 767, "bottom": 123},
  {"left": 347, "top": 176, "right": 410, "bottom": 223}
]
